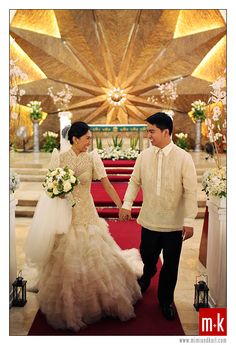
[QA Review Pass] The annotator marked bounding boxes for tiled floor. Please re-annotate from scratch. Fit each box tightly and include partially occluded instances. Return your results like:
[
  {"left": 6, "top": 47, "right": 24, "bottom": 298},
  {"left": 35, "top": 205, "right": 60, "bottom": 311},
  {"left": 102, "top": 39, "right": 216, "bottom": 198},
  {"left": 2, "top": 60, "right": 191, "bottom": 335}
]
[{"left": 9, "top": 151, "right": 225, "bottom": 336}]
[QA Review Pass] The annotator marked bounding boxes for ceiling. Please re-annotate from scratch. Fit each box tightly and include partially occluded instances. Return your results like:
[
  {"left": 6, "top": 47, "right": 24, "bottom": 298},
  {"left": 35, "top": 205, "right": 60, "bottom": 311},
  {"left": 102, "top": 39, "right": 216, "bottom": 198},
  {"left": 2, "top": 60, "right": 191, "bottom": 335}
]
[{"left": 10, "top": 9, "right": 226, "bottom": 125}]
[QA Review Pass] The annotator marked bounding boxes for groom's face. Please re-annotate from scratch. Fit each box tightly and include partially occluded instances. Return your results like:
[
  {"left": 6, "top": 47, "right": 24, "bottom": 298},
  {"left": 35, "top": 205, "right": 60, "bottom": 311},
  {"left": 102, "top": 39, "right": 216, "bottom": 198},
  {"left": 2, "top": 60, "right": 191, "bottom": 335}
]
[{"left": 147, "top": 124, "right": 166, "bottom": 148}]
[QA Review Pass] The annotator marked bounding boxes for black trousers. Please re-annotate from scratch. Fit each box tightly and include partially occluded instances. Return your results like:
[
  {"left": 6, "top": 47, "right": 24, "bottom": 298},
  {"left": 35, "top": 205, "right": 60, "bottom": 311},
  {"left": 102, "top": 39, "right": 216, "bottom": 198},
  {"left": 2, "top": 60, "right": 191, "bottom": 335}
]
[{"left": 140, "top": 227, "right": 183, "bottom": 306}]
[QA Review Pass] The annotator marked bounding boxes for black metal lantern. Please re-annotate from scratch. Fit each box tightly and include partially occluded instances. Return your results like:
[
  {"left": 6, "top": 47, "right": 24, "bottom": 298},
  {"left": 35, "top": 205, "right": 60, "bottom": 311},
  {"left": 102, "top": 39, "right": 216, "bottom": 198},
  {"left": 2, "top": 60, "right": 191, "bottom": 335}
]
[
  {"left": 12, "top": 271, "right": 27, "bottom": 307},
  {"left": 194, "top": 274, "right": 209, "bottom": 311}
]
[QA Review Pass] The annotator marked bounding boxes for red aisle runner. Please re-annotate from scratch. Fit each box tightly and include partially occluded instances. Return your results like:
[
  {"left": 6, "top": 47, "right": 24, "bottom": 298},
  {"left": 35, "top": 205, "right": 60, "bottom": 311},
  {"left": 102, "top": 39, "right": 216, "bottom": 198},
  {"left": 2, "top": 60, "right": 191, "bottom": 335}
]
[{"left": 28, "top": 220, "right": 185, "bottom": 336}]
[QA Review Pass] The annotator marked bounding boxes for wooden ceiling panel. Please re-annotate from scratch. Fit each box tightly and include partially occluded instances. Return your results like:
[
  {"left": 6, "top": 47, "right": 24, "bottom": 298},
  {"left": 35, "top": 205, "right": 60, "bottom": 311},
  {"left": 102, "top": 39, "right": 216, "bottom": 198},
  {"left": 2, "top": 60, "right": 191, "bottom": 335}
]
[{"left": 10, "top": 9, "right": 226, "bottom": 124}]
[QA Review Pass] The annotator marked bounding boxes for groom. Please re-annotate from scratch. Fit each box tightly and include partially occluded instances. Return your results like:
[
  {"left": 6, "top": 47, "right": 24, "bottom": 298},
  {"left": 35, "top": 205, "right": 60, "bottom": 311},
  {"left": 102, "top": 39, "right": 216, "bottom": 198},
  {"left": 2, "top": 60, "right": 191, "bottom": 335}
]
[{"left": 119, "top": 112, "right": 198, "bottom": 320}]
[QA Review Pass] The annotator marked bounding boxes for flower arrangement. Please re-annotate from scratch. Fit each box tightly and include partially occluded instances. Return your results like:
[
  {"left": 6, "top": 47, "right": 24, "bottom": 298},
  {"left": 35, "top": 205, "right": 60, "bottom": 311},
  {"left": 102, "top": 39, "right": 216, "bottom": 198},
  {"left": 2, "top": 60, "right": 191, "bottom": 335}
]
[
  {"left": 156, "top": 80, "right": 178, "bottom": 106},
  {"left": 97, "top": 147, "right": 139, "bottom": 160},
  {"left": 175, "top": 132, "right": 190, "bottom": 151},
  {"left": 42, "top": 131, "right": 59, "bottom": 153},
  {"left": 204, "top": 75, "right": 227, "bottom": 164},
  {"left": 42, "top": 166, "right": 78, "bottom": 206},
  {"left": 10, "top": 170, "right": 20, "bottom": 193},
  {"left": 10, "top": 59, "right": 28, "bottom": 120},
  {"left": 188, "top": 100, "right": 206, "bottom": 123},
  {"left": 202, "top": 167, "right": 226, "bottom": 198},
  {"left": 147, "top": 80, "right": 180, "bottom": 119},
  {"left": 27, "top": 101, "right": 43, "bottom": 121},
  {"left": 48, "top": 84, "right": 73, "bottom": 111}
]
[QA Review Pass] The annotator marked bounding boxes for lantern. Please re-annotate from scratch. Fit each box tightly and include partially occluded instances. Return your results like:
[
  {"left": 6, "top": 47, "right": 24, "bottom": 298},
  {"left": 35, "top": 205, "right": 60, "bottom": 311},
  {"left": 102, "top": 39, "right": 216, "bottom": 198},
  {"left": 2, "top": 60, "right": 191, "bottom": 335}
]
[
  {"left": 194, "top": 274, "right": 209, "bottom": 311},
  {"left": 12, "top": 271, "right": 27, "bottom": 307}
]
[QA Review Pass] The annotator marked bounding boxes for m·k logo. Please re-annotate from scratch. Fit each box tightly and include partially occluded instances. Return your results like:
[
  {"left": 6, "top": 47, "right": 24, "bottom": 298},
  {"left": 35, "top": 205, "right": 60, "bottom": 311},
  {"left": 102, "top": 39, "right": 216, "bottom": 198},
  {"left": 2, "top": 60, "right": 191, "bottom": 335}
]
[{"left": 199, "top": 308, "right": 227, "bottom": 336}]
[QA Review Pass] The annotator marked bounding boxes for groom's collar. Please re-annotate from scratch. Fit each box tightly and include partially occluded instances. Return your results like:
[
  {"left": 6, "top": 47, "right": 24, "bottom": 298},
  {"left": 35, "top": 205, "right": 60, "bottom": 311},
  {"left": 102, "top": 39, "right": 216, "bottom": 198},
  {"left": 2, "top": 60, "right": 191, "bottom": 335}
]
[{"left": 153, "top": 141, "right": 174, "bottom": 156}]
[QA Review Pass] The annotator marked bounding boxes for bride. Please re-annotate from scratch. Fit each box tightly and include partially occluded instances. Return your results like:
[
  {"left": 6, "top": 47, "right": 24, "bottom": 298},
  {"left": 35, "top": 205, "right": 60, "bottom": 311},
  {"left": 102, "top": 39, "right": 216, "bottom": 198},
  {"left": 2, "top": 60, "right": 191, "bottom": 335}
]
[{"left": 24, "top": 121, "right": 142, "bottom": 331}]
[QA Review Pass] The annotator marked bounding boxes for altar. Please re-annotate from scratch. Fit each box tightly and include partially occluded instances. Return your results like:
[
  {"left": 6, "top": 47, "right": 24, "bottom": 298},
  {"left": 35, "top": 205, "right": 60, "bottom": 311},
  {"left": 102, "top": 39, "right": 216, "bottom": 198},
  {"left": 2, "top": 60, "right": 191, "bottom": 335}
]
[{"left": 89, "top": 124, "right": 147, "bottom": 151}]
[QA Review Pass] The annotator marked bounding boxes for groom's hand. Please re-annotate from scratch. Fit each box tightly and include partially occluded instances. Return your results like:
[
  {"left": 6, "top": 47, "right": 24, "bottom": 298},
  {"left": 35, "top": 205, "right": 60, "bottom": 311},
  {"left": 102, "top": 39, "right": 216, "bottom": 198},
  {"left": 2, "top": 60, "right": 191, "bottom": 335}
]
[{"left": 119, "top": 208, "right": 131, "bottom": 221}]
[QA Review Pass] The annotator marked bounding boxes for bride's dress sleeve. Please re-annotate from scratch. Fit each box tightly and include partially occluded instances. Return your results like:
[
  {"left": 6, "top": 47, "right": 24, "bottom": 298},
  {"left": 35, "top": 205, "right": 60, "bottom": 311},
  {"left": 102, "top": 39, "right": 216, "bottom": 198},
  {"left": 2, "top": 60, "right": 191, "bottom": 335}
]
[
  {"left": 91, "top": 150, "right": 107, "bottom": 180},
  {"left": 23, "top": 149, "right": 72, "bottom": 290}
]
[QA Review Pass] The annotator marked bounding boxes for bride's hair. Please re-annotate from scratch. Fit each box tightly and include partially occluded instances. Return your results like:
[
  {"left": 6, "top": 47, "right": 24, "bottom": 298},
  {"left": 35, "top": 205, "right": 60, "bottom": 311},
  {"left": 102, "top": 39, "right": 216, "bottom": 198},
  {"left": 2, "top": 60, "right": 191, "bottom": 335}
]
[{"left": 68, "top": 121, "right": 90, "bottom": 144}]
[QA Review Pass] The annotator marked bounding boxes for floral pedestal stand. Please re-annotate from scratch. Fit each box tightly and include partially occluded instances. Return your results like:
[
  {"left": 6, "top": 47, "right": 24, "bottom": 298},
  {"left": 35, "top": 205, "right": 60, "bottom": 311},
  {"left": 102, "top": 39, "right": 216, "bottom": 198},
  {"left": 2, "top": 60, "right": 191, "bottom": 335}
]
[
  {"left": 32, "top": 119, "right": 40, "bottom": 152},
  {"left": 206, "top": 196, "right": 226, "bottom": 307},
  {"left": 194, "top": 118, "right": 202, "bottom": 152},
  {"left": 10, "top": 193, "right": 17, "bottom": 307}
]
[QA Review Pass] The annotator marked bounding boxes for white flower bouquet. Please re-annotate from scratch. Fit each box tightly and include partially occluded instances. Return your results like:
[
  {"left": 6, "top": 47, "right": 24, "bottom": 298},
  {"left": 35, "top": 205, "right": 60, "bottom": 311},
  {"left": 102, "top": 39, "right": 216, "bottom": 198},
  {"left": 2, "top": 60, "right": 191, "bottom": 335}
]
[
  {"left": 175, "top": 132, "right": 190, "bottom": 151},
  {"left": 188, "top": 100, "right": 206, "bottom": 122},
  {"left": 42, "top": 166, "right": 79, "bottom": 206},
  {"left": 27, "top": 100, "right": 43, "bottom": 121},
  {"left": 10, "top": 170, "right": 20, "bottom": 193},
  {"left": 202, "top": 167, "right": 226, "bottom": 198}
]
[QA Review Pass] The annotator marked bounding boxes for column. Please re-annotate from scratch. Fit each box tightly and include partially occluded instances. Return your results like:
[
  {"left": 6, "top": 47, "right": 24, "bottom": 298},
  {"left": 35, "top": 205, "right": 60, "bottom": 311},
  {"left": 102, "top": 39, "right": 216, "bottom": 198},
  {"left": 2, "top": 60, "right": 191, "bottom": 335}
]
[{"left": 206, "top": 196, "right": 226, "bottom": 307}]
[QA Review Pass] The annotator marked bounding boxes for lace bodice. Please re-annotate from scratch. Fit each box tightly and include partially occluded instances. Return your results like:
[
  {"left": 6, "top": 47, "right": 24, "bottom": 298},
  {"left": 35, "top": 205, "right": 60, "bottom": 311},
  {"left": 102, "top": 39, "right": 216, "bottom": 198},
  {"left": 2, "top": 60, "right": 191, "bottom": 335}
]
[{"left": 50, "top": 148, "right": 107, "bottom": 227}]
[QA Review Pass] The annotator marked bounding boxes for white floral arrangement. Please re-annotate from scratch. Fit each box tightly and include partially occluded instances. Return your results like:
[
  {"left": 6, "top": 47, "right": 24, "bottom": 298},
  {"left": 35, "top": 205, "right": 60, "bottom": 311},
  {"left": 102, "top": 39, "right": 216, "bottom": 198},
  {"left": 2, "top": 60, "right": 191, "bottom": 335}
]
[
  {"left": 43, "top": 131, "right": 58, "bottom": 138},
  {"left": 97, "top": 147, "right": 139, "bottom": 160},
  {"left": 48, "top": 84, "right": 73, "bottom": 111},
  {"left": 175, "top": 132, "right": 189, "bottom": 151},
  {"left": 43, "top": 166, "right": 79, "bottom": 206},
  {"left": 188, "top": 100, "right": 206, "bottom": 122},
  {"left": 202, "top": 167, "right": 226, "bottom": 198},
  {"left": 27, "top": 100, "right": 43, "bottom": 121},
  {"left": 175, "top": 132, "right": 188, "bottom": 140},
  {"left": 10, "top": 170, "right": 20, "bottom": 193}
]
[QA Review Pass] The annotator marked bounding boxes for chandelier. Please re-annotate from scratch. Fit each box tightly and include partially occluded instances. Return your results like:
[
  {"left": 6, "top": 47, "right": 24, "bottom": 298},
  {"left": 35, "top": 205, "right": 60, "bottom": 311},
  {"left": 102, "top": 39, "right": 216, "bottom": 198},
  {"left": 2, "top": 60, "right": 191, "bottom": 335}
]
[{"left": 107, "top": 87, "right": 126, "bottom": 106}]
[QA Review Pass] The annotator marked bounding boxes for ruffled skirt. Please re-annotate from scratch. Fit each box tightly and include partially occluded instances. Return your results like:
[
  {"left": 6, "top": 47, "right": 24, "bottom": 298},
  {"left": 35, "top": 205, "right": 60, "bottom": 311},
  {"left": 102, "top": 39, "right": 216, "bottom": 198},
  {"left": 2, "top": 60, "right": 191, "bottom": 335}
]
[{"left": 37, "top": 218, "right": 143, "bottom": 331}]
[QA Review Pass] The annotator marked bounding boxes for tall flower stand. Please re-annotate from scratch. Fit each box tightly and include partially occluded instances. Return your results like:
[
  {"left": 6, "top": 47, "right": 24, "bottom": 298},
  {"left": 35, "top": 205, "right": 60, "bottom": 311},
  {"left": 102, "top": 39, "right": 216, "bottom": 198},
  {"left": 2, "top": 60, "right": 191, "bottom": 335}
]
[
  {"left": 10, "top": 193, "right": 17, "bottom": 307},
  {"left": 194, "top": 118, "right": 202, "bottom": 152},
  {"left": 206, "top": 196, "right": 226, "bottom": 307},
  {"left": 32, "top": 119, "right": 40, "bottom": 152}
]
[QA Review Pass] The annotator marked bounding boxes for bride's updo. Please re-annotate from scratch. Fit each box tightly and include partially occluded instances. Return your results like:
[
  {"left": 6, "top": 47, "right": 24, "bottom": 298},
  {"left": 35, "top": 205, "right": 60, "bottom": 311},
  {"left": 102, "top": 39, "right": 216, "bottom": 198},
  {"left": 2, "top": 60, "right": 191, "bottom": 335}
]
[{"left": 67, "top": 121, "right": 90, "bottom": 144}]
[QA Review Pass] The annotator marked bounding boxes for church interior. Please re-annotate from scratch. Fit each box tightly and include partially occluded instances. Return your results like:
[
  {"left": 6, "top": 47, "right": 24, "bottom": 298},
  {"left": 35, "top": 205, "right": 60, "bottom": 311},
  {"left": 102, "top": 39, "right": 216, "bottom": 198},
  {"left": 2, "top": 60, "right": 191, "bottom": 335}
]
[{"left": 9, "top": 9, "right": 227, "bottom": 337}]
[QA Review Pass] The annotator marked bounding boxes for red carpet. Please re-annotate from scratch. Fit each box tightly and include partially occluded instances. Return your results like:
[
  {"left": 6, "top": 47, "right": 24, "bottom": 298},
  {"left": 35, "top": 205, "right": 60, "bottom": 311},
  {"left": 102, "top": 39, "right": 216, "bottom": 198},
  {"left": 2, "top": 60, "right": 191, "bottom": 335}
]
[
  {"left": 97, "top": 207, "right": 140, "bottom": 218},
  {"left": 106, "top": 168, "right": 133, "bottom": 174},
  {"left": 91, "top": 182, "right": 143, "bottom": 206},
  {"left": 103, "top": 160, "right": 136, "bottom": 167},
  {"left": 28, "top": 220, "right": 185, "bottom": 336}
]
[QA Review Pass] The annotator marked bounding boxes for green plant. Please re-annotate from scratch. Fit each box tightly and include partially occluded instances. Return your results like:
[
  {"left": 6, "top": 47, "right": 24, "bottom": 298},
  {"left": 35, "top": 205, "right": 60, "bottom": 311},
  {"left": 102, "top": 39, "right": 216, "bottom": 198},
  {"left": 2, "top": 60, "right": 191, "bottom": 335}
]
[
  {"left": 95, "top": 137, "right": 103, "bottom": 150},
  {"left": 112, "top": 135, "right": 123, "bottom": 148},
  {"left": 42, "top": 131, "right": 59, "bottom": 152},
  {"left": 130, "top": 137, "right": 139, "bottom": 150}
]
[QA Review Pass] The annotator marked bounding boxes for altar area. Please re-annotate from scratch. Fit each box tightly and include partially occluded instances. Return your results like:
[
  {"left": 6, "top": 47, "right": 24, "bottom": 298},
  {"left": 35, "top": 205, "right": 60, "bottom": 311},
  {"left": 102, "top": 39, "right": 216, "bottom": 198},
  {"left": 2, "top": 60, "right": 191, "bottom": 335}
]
[{"left": 9, "top": 149, "right": 226, "bottom": 335}]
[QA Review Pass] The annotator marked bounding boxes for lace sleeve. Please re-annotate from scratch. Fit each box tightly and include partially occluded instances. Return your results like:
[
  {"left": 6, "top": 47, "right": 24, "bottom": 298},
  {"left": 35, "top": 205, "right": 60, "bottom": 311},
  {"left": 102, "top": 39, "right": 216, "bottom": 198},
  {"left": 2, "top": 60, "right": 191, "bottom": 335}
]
[
  {"left": 91, "top": 150, "right": 107, "bottom": 180},
  {"left": 49, "top": 148, "right": 60, "bottom": 169}
]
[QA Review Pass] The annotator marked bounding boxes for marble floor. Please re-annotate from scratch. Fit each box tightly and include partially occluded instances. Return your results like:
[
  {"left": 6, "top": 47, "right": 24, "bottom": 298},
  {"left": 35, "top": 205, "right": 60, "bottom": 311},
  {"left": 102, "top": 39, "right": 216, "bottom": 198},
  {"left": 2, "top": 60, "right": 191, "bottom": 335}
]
[{"left": 9, "top": 150, "right": 225, "bottom": 336}]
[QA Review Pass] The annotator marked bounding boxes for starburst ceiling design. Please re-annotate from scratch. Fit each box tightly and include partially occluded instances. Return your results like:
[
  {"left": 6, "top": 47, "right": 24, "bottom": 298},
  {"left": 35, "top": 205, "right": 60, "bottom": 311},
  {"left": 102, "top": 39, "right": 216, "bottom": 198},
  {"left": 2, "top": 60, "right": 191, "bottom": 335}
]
[{"left": 10, "top": 9, "right": 226, "bottom": 124}]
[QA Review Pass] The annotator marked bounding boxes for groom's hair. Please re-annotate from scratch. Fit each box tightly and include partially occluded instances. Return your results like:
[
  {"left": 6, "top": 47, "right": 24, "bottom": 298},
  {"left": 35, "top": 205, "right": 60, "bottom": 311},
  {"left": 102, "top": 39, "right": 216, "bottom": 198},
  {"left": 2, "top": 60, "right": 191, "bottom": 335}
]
[
  {"left": 146, "top": 112, "right": 173, "bottom": 135},
  {"left": 68, "top": 121, "right": 90, "bottom": 144}
]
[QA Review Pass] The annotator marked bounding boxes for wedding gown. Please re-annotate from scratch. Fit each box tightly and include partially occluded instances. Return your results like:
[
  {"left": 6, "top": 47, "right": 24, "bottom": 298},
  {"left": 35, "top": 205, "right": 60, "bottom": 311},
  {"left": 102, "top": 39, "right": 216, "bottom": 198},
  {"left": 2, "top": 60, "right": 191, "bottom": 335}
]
[{"left": 25, "top": 148, "right": 143, "bottom": 331}]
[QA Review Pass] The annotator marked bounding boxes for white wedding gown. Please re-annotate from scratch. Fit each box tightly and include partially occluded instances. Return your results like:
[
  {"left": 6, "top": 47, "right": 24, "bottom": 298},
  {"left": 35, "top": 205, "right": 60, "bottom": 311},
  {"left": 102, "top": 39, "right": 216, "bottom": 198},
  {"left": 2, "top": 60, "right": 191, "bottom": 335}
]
[{"left": 24, "top": 148, "right": 143, "bottom": 331}]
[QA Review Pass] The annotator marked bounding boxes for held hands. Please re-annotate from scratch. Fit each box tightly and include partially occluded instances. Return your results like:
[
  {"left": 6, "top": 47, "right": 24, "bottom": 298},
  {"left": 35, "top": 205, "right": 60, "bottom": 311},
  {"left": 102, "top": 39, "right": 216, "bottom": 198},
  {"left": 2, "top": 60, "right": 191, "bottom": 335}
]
[
  {"left": 119, "top": 208, "right": 131, "bottom": 221},
  {"left": 182, "top": 226, "right": 194, "bottom": 241}
]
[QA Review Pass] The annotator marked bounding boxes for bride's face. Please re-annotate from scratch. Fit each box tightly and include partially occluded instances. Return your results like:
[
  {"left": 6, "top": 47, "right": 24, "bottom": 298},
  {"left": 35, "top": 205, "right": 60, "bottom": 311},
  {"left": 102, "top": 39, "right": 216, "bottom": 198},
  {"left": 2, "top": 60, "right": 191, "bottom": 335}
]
[{"left": 74, "top": 130, "right": 92, "bottom": 152}]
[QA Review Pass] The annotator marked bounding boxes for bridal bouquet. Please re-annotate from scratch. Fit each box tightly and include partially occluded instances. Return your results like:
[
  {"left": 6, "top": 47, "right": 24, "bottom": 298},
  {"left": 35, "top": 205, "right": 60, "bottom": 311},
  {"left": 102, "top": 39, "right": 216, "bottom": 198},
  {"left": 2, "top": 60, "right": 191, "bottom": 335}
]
[{"left": 42, "top": 166, "right": 78, "bottom": 206}]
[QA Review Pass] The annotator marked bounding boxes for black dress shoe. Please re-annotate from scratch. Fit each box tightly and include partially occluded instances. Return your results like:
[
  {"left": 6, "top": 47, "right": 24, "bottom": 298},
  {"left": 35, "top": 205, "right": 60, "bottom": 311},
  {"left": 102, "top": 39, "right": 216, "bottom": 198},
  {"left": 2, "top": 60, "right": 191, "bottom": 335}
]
[
  {"left": 137, "top": 277, "right": 151, "bottom": 294},
  {"left": 161, "top": 304, "right": 176, "bottom": 321}
]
